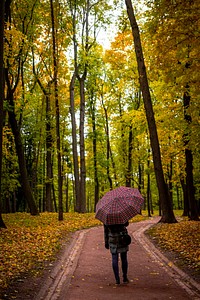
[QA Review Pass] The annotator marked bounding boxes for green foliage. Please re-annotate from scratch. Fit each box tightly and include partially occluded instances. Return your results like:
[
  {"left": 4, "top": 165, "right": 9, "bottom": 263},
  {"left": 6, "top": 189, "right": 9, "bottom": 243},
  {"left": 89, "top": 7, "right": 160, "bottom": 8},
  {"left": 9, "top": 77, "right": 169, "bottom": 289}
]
[
  {"left": 142, "top": 0, "right": 200, "bottom": 202},
  {"left": 2, "top": 0, "right": 199, "bottom": 214},
  {"left": 1, "top": 127, "right": 19, "bottom": 208}
]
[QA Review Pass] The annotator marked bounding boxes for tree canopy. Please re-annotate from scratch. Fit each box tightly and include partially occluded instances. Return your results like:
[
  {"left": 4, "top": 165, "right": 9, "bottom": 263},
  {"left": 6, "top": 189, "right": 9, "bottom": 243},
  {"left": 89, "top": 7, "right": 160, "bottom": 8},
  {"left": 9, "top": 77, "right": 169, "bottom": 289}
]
[{"left": 0, "top": 0, "right": 199, "bottom": 224}]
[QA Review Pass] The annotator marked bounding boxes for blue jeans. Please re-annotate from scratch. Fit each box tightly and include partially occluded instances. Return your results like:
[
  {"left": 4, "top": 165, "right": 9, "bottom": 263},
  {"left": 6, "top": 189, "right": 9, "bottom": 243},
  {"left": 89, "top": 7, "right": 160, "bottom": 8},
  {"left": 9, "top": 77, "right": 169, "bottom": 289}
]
[{"left": 111, "top": 252, "right": 128, "bottom": 283}]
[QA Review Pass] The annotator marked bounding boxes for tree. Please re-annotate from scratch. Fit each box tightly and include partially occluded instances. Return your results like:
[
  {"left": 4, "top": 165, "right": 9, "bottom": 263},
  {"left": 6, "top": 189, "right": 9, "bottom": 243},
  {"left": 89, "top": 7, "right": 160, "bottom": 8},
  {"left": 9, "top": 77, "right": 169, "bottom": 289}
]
[
  {"left": 69, "top": 0, "right": 112, "bottom": 212},
  {"left": 69, "top": 73, "right": 80, "bottom": 211},
  {"left": 183, "top": 86, "right": 199, "bottom": 220},
  {"left": 125, "top": 0, "right": 177, "bottom": 223},
  {"left": 4, "top": 0, "right": 39, "bottom": 215},
  {"left": 144, "top": 0, "right": 200, "bottom": 219},
  {"left": 0, "top": 0, "right": 7, "bottom": 228},
  {"left": 50, "top": 0, "right": 63, "bottom": 220}
]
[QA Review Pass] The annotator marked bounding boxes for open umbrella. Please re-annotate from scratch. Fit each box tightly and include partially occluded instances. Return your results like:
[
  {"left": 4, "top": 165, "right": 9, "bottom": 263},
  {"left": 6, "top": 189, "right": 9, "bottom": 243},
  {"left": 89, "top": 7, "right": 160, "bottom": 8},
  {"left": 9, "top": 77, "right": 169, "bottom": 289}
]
[{"left": 95, "top": 186, "right": 144, "bottom": 225}]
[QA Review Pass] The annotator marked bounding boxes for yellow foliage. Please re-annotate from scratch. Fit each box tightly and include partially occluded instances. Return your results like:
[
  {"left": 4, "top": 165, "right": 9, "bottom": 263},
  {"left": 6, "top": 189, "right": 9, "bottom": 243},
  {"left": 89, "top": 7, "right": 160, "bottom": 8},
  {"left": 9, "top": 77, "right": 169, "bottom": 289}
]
[
  {"left": 0, "top": 213, "right": 99, "bottom": 289},
  {"left": 0, "top": 212, "right": 146, "bottom": 289},
  {"left": 148, "top": 220, "right": 200, "bottom": 273},
  {"left": 4, "top": 23, "right": 29, "bottom": 68}
]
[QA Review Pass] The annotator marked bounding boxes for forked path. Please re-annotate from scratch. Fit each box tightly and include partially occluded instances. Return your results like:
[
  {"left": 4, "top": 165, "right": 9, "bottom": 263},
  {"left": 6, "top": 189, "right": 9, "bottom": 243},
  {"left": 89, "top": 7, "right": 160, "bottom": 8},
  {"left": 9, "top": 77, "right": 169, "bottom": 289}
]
[{"left": 36, "top": 217, "right": 200, "bottom": 300}]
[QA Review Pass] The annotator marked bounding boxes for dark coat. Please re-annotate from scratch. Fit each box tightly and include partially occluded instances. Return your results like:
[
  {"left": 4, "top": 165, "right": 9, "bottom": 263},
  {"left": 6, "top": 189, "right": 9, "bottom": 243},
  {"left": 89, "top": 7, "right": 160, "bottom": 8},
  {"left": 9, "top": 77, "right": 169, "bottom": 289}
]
[{"left": 104, "top": 222, "right": 129, "bottom": 254}]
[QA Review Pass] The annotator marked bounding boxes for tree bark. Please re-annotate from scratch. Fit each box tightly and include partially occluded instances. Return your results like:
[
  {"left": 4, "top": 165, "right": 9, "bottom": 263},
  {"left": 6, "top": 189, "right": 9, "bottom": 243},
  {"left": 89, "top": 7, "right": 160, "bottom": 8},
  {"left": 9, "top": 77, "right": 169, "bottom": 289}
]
[
  {"left": 32, "top": 49, "right": 54, "bottom": 212},
  {"left": 0, "top": 0, "right": 6, "bottom": 228},
  {"left": 50, "top": 0, "right": 63, "bottom": 220},
  {"left": 69, "top": 73, "right": 81, "bottom": 212},
  {"left": 4, "top": 0, "right": 38, "bottom": 216},
  {"left": 89, "top": 94, "right": 99, "bottom": 210},
  {"left": 181, "top": 178, "right": 189, "bottom": 216},
  {"left": 79, "top": 78, "right": 86, "bottom": 212},
  {"left": 147, "top": 148, "right": 152, "bottom": 217},
  {"left": 101, "top": 94, "right": 113, "bottom": 190},
  {"left": 125, "top": 0, "right": 177, "bottom": 223},
  {"left": 183, "top": 87, "right": 199, "bottom": 220},
  {"left": 45, "top": 90, "right": 53, "bottom": 212},
  {"left": 5, "top": 79, "right": 39, "bottom": 215},
  {"left": 70, "top": 0, "right": 88, "bottom": 213},
  {"left": 126, "top": 125, "right": 133, "bottom": 187}
]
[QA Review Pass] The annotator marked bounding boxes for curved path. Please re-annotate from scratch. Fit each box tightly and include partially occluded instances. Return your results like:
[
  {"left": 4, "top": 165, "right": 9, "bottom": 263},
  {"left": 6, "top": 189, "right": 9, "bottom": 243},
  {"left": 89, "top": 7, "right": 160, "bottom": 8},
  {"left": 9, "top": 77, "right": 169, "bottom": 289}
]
[{"left": 35, "top": 217, "right": 200, "bottom": 300}]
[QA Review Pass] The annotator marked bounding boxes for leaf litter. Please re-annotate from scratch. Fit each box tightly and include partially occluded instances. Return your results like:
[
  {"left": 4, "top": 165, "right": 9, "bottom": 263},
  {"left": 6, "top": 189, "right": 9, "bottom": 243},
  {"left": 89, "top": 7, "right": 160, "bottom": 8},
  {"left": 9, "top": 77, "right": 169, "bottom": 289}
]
[
  {"left": 147, "top": 219, "right": 200, "bottom": 278},
  {"left": 0, "top": 212, "right": 145, "bottom": 290}
]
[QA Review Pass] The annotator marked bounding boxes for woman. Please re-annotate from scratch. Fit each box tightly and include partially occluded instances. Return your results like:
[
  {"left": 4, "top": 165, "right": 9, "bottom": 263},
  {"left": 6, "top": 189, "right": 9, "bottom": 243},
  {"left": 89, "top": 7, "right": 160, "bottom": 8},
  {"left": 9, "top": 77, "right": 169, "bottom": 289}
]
[{"left": 104, "top": 222, "right": 130, "bottom": 285}]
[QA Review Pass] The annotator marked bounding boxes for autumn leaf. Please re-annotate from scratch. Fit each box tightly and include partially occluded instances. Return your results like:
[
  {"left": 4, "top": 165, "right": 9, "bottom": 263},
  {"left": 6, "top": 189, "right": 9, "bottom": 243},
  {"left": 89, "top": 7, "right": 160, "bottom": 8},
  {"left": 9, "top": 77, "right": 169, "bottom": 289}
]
[
  {"left": 0, "top": 212, "right": 147, "bottom": 290},
  {"left": 147, "top": 220, "right": 200, "bottom": 274}
]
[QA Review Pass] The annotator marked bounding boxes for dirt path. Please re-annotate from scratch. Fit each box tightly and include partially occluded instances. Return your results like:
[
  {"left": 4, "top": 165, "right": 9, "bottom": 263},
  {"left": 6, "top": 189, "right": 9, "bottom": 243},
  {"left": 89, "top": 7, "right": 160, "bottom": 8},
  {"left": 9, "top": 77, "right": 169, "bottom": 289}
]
[{"left": 34, "top": 217, "right": 200, "bottom": 300}]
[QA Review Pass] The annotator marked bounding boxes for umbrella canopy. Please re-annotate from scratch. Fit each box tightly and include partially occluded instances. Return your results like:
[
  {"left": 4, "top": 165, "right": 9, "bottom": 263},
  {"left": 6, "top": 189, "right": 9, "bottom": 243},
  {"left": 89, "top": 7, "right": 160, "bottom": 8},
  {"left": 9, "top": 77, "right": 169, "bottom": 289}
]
[{"left": 95, "top": 186, "right": 144, "bottom": 225}]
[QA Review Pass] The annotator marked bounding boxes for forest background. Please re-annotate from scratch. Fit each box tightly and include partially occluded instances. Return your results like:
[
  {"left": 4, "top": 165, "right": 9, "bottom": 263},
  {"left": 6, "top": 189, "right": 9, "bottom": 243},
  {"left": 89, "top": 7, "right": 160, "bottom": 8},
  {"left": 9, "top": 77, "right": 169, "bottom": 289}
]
[{"left": 0, "top": 0, "right": 200, "bottom": 225}]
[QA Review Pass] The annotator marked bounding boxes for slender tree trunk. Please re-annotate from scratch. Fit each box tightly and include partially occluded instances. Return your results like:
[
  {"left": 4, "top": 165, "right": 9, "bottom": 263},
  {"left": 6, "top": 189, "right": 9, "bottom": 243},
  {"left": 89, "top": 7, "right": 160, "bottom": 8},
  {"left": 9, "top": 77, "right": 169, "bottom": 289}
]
[
  {"left": 183, "top": 87, "right": 199, "bottom": 220},
  {"left": 79, "top": 78, "right": 86, "bottom": 212},
  {"left": 125, "top": 0, "right": 176, "bottom": 223},
  {"left": 76, "top": 0, "right": 90, "bottom": 213},
  {"left": 72, "top": 0, "right": 90, "bottom": 212},
  {"left": 181, "top": 178, "right": 189, "bottom": 216},
  {"left": 70, "top": 1, "right": 81, "bottom": 213},
  {"left": 138, "top": 162, "right": 142, "bottom": 192},
  {"left": 32, "top": 49, "right": 54, "bottom": 212},
  {"left": 167, "top": 159, "right": 173, "bottom": 207},
  {"left": 147, "top": 149, "right": 152, "bottom": 217},
  {"left": 5, "top": 82, "right": 39, "bottom": 215},
  {"left": 0, "top": 0, "right": 6, "bottom": 228},
  {"left": 126, "top": 125, "right": 133, "bottom": 187},
  {"left": 45, "top": 91, "right": 53, "bottom": 212},
  {"left": 101, "top": 94, "right": 112, "bottom": 190},
  {"left": 65, "top": 175, "right": 69, "bottom": 212},
  {"left": 90, "top": 95, "right": 99, "bottom": 210},
  {"left": 69, "top": 73, "right": 81, "bottom": 212},
  {"left": 50, "top": 0, "right": 63, "bottom": 220},
  {"left": 176, "top": 185, "right": 180, "bottom": 210},
  {"left": 4, "top": 2, "right": 38, "bottom": 215}
]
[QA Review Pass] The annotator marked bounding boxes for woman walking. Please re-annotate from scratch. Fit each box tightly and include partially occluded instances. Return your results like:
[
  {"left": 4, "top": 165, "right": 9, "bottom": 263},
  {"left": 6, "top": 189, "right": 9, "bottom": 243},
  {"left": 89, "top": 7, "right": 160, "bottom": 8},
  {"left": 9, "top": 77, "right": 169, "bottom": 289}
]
[{"left": 104, "top": 222, "right": 130, "bottom": 285}]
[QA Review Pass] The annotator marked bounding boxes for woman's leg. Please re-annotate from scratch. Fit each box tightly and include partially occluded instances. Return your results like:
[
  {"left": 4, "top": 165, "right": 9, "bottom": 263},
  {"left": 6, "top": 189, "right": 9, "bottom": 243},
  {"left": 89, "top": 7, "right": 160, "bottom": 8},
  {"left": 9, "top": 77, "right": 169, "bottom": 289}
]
[
  {"left": 120, "top": 252, "right": 129, "bottom": 282},
  {"left": 111, "top": 253, "right": 120, "bottom": 284}
]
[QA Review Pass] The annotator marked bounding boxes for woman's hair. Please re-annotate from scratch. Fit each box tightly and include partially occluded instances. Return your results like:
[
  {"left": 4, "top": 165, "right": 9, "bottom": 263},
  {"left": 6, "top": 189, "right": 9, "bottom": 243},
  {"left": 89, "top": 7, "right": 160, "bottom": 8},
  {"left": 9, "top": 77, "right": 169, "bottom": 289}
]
[{"left": 107, "top": 222, "right": 128, "bottom": 233}]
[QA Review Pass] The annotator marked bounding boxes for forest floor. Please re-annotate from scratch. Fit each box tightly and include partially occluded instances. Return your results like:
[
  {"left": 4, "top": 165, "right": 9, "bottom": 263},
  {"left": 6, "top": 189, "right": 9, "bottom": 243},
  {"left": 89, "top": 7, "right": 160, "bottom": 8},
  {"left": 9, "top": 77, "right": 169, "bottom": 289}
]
[{"left": 1, "top": 217, "right": 200, "bottom": 300}]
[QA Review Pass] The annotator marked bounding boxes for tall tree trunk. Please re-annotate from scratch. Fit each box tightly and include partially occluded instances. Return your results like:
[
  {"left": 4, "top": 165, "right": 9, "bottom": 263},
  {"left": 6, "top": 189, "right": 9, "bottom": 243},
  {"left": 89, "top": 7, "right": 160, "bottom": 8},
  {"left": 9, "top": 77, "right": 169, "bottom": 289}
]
[
  {"left": 147, "top": 148, "right": 152, "bottom": 217},
  {"left": 45, "top": 90, "right": 53, "bottom": 212},
  {"left": 70, "top": 0, "right": 88, "bottom": 213},
  {"left": 0, "top": 0, "right": 6, "bottom": 228},
  {"left": 125, "top": 0, "right": 177, "bottom": 223},
  {"left": 126, "top": 125, "right": 133, "bottom": 187},
  {"left": 4, "top": 0, "right": 38, "bottom": 216},
  {"left": 90, "top": 95, "right": 99, "bottom": 210},
  {"left": 181, "top": 178, "right": 189, "bottom": 216},
  {"left": 101, "top": 94, "right": 112, "bottom": 190},
  {"left": 50, "top": 0, "right": 63, "bottom": 220},
  {"left": 183, "top": 86, "right": 199, "bottom": 220},
  {"left": 32, "top": 49, "right": 54, "bottom": 212},
  {"left": 5, "top": 80, "right": 39, "bottom": 215},
  {"left": 176, "top": 185, "right": 181, "bottom": 210},
  {"left": 69, "top": 73, "right": 81, "bottom": 212},
  {"left": 64, "top": 175, "right": 69, "bottom": 212},
  {"left": 79, "top": 78, "right": 86, "bottom": 212},
  {"left": 167, "top": 159, "right": 173, "bottom": 207}
]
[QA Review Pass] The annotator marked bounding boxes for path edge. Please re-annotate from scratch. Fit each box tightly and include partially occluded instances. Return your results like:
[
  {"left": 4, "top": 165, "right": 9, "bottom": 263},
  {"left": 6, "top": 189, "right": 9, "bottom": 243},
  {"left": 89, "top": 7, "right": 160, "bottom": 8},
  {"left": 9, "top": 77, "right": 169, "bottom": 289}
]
[{"left": 132, "top": 219, "right": 200, "bottom": 299}]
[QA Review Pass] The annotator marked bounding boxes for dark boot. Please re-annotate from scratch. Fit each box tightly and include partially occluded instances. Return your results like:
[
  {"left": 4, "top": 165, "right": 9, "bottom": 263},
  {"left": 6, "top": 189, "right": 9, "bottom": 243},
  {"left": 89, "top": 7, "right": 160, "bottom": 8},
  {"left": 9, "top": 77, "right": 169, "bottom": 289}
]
[{"left": 123, "top": 275, "right": 129, "bottom": 283}]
